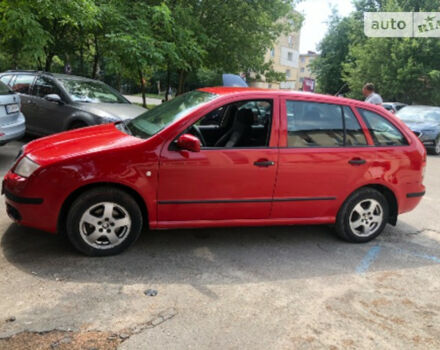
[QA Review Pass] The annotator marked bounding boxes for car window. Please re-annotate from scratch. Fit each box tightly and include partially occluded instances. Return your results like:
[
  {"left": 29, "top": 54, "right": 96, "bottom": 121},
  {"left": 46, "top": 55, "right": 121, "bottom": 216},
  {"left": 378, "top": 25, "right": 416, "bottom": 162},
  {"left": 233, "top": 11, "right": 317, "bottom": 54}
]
[
  {"left": 186, "top": 99, "right": 273, "bottom": 148},
  {"left": 59, "top": 78, "right": 127, "bottom": 103},
  {"left": 358, "top": 108, "right": 408, "bottom": 146},
  {"left": 0, "top": 81, "right": 12, "bottom": 95},
  {"left": 0, "top": 75, "right": 13, "bottom": 86},
  {"left": 286, "top": 101, "right": 344, "bottom": 147},
  {"left": 343, "top": 106, "right": 367, "bottom": 146},
  {"left": 10, "top": 74, "right": 35, "bottom": 94},
  {"left": 33, "top": 76, "right": 61, "bottom": 98}
]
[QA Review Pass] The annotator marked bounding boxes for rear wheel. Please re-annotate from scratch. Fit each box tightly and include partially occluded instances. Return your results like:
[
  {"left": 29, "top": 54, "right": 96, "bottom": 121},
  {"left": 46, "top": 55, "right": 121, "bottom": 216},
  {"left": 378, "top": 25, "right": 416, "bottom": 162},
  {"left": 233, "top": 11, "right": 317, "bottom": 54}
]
[
  {"left": 335, "top": 188, "right": 389, "bottom": 243},
  {"left": 66, "top": 187, "right": 143, "bottom": 256}
]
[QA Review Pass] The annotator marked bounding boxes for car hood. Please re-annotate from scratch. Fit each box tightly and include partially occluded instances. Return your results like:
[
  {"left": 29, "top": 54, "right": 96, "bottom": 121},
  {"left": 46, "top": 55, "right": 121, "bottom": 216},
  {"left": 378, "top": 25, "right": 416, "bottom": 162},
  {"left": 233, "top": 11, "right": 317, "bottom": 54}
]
[
  {"left": 23, "top": 124, "right": 143, "bottom": 166},
  {"left": 73, "top": 102, "right": 147, "bottom": 120},
  {"left": 403, "top": 121, "right": 440, "bottom": 131}
]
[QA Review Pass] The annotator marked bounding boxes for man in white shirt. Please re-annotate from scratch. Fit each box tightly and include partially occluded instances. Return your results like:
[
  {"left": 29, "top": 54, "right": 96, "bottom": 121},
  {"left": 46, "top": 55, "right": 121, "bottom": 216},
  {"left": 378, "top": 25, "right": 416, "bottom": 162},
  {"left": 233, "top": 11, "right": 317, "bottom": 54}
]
[{"left": 362, "top": 83, "right": 383, "bottom": 105}]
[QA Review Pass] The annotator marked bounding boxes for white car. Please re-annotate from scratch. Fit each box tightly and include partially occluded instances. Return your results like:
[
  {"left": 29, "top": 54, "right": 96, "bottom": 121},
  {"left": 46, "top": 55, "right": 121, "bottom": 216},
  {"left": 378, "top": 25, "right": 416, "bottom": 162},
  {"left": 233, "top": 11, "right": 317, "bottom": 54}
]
[{"left": 0, "top": 81, "right": 25, "bottom": 145}]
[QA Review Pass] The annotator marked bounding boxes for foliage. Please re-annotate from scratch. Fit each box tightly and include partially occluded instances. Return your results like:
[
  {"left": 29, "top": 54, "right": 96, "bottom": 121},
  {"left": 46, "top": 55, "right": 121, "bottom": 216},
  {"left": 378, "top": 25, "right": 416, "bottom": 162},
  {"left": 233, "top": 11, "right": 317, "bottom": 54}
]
[
  {"left": 312, "top": 0, "right": 440, "bottom": 105},
  {"left": 0, "top": 0, "right": 301, "bottom": 100}
]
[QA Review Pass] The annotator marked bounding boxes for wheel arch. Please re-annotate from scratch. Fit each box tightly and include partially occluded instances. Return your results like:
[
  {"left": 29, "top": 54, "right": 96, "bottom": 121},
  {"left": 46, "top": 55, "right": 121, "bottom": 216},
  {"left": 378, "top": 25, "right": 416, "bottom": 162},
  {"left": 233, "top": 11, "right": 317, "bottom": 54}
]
[
  {"left": 343, "top": 184, "right": 398, "bottom": 225},
  {"left": 57, "top": 182, "right": 149, "bottom": 234}
]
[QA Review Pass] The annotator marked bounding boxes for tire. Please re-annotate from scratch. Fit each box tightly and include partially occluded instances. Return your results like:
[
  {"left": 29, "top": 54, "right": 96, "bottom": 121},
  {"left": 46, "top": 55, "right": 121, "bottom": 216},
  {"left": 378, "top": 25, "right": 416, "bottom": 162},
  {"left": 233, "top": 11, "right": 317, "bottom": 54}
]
[
  {"left": 68, "top": 121, "right": 88, "bottom": 130},
  {"left": 66, "top": 187, "right": 143, "bottom": 256},
  {"left": 335, "top": 188, "right": 389, "bottom": 243},
  {"left": 429, "top": 136, "right": 440, "bottom": 155}
]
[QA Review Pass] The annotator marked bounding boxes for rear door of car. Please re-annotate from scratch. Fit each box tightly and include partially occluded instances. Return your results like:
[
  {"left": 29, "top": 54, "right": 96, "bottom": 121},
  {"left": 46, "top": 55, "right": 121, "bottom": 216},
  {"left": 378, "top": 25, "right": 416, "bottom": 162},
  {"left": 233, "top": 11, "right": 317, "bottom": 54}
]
[
  {"left": 271, "top": 97, "right": 376, "bottom": 221},
  {"left": 9, "top": 74, "right": 38, "bottom": 132}
]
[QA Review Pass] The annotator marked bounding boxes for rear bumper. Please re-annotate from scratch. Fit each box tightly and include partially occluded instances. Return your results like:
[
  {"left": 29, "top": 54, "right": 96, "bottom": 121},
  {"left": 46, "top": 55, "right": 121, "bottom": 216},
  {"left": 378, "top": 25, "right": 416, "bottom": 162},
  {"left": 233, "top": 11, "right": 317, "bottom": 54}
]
[{"left": 0, "top": 113, "right": 25, "bottom": 145}]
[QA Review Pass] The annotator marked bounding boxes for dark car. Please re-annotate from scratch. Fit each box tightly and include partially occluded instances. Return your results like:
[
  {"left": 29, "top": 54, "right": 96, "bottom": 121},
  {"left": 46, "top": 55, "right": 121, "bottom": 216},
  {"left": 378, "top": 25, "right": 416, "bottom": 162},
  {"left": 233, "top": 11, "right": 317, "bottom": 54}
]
[
  {"left": 396, "top": 105, "right": 440, "bottom": 155},
  {"left": 0, "top": 70, "right": 146, "bottom": 136},
  {"left": 382, "top": 102, "right": 407, "bottom": 114}
]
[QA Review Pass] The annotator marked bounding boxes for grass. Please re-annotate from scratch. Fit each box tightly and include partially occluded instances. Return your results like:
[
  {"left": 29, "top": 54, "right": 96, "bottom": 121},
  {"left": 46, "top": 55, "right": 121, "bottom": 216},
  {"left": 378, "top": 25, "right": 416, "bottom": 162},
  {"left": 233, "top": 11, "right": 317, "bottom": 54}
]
[{"left": 134, "top": 92, "right": 164, "bottom": 100}]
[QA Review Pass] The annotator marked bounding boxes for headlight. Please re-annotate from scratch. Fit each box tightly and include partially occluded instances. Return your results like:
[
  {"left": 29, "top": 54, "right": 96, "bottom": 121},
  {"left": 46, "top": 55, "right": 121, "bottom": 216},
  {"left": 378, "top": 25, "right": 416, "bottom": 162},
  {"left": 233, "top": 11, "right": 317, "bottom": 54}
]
[{"left": 14, "top": 156, "right": 40, "bottom": 178}]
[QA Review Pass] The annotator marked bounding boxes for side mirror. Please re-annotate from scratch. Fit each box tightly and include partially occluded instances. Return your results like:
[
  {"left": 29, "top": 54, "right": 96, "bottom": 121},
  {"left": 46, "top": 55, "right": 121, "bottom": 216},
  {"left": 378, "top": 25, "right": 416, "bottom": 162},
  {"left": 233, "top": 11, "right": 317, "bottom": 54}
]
[
  {"left": 44, "top": 94, "right": 64, "bottom": 104},
  {"left": 176, "top": 133, "right": 201, "bottom": 152}
]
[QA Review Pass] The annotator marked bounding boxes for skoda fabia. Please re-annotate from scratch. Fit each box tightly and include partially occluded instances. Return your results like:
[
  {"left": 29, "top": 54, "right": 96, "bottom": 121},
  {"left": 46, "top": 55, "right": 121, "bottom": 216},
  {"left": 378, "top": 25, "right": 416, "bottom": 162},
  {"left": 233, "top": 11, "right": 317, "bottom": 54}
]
[{"left": 3, "top": 88, "right": 426, "bottom": 256}]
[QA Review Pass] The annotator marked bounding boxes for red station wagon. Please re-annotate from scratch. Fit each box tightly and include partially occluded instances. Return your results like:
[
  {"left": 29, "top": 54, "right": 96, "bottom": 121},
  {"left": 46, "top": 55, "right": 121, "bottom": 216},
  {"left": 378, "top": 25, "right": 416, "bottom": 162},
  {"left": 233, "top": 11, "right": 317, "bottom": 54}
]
[{"left": 3, "top": 88, "right": 426, "bottom": 256}]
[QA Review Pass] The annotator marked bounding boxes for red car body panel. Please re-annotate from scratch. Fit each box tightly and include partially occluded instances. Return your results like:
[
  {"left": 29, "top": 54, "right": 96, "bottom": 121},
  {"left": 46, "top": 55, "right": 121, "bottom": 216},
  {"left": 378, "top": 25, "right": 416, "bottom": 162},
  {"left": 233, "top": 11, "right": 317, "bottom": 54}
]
[{"left": 3, "top": 88, "right": 426, "bottom": 234}]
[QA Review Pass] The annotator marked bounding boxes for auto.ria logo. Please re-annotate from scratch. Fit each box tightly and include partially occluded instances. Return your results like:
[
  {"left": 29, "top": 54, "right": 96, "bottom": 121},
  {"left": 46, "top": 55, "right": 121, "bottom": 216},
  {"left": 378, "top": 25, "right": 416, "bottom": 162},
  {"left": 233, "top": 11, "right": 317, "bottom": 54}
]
[{"left": 364, "top": 12, "right": 440, "bottom": 37}]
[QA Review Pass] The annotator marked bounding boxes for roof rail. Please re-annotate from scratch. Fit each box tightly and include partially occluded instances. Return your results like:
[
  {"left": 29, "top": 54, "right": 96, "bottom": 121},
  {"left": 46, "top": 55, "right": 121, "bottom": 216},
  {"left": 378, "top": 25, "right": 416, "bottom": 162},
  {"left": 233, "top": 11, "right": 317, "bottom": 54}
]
[{"left": 5, "top": 70, "right": 52, "bottom": 75}]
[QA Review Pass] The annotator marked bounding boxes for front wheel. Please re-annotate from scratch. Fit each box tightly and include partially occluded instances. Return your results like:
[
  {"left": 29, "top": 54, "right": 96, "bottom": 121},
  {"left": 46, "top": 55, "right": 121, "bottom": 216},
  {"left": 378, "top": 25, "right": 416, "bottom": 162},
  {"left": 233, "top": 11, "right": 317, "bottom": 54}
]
[
  {"left": 66, "top": 187, "right": 143, "bottom": 256},
  {"left": 335, "top": 188, "right": 389, "bottom": 243},
  {"left": 429, "top": 136, "right": 440, "bottom": 155}
]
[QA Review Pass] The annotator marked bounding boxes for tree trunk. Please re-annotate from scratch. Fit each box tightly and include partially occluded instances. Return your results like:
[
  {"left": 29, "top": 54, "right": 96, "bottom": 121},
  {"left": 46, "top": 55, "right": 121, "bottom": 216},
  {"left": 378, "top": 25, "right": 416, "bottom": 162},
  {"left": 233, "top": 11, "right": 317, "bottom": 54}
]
[
  {"left": 45, "top": 53, "right": 54, "bottom": 71},
  {"left": 92, "top": 35, "right": 100, "bottom": 79},
  {"left": 178, "top": 70, "right": 186, "bottom": 95},
  {"left": 165, "top": 68, "right": 171, "bottom": 101},
  {"left": 139, "top": 69, "right": 147, "bottom": 108}
]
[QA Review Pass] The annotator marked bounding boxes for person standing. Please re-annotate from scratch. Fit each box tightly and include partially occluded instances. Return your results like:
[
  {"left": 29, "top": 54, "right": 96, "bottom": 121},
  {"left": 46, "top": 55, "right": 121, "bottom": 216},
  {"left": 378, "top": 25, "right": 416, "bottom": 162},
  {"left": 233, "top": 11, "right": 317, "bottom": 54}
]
[{"left": 362, "top": 83, "right": 383, "bottom": 105}]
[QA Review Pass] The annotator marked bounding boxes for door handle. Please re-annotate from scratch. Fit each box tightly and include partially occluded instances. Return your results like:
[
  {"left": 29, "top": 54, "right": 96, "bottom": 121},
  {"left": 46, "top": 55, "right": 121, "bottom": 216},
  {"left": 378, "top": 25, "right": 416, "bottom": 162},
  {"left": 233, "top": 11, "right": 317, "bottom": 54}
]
[
  {"left": 254, "top": 160, "right": 275, "bottom": 167},
  {"left": 348, "top": 158, "right": 366, "bottom": 165}
]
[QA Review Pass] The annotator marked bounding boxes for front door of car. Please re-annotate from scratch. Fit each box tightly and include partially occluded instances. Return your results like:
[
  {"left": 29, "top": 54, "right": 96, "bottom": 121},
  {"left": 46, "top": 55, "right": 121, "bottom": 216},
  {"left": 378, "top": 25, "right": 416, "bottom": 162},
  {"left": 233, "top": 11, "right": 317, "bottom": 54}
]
[
  {"left": 157, "top": 97, "right": 279, "bottom": 223},
  {"left": 30, "top": 76, "right": 71, "bottom": 135},
  {"left": 271, "top": 98, "right": 375, "bottom": 220}
]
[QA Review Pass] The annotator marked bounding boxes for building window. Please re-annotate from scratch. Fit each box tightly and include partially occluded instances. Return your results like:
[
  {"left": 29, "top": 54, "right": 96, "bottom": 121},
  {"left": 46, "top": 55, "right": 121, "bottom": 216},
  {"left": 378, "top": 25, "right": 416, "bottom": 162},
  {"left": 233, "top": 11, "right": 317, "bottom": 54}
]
[
  {"left": 270, "top": 48, "right": 275, "bottom": 57},
  {"left": 299, "top": 77, "right": 304, "bottom": 83},
  {"left": 286, "top": 69, "right": 291, "bottom": 79},
  {"left": 287, "top": 52, "right": 293, "bottom": 61},
  {"left": 300, "top": 57, "right": 305, "bottom": 63},
  {"left": 300, "top": 68, "right": 305, "bottom": 73},
  {"left": 288, "top": 35, "right": 293, "bottom": 48}
]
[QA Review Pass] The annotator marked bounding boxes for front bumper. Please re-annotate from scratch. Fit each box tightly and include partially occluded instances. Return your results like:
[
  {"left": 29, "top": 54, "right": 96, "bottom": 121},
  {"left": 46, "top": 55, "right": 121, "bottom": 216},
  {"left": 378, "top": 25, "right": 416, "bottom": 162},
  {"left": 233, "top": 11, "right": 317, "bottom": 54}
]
[
  {"left": 0, "top": 112, "right": 25, "bottom": 145},
  {"left": 2, "top": 171, "right": 57, "bottom": 233}
]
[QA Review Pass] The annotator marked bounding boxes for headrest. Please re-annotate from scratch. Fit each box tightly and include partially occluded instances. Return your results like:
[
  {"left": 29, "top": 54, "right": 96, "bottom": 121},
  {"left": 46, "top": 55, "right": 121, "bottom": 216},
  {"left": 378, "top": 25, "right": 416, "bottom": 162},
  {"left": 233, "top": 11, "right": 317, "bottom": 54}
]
[{"left": 236, "top": 108, "right": 254, "bottom": 124}]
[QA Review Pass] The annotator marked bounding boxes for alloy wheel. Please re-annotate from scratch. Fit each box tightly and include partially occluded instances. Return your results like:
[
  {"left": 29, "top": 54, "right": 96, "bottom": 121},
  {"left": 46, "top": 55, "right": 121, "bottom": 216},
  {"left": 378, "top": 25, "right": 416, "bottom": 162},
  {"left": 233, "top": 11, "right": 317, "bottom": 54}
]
[
  {"left": 79, "top": 202, "right": 131, "bottom": 249},
  {"left": 349, "top": 199, "right": 384, "bottom": 237}
]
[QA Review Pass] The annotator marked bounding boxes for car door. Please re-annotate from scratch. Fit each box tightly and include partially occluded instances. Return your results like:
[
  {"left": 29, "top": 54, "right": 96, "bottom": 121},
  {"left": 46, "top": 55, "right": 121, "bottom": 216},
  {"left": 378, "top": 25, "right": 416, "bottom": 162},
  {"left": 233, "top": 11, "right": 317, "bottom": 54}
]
[
  {"left": 30, "top": 76, "right": 72, "bottom": 135},
  {"left": 157, "top": 96, "right": 280, "bottom": 223},
  {"left": 9, "top": 74, "right": 37, "bottom": 130},
  {"left": 271, "top": 97, "right": 376, "bottom": 221}
]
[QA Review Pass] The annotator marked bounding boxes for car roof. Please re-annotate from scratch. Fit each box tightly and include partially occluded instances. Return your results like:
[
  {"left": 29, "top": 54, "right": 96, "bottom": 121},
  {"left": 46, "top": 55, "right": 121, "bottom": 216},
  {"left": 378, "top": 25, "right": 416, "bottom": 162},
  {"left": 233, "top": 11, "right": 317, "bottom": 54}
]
[
  {"left": 198, "top": 87, "right": 382, "bottom": 110},
  {"left": 1, "top": 70, "right": 101, "bottom": 82}
]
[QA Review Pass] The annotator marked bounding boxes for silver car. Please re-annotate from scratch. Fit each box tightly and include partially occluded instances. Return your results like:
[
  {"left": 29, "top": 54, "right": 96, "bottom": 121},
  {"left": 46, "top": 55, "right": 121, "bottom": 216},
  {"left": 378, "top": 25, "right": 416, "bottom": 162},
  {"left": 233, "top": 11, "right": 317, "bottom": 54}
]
[{"left": 0, "top": 81, "right": 25, "bottom": 145}]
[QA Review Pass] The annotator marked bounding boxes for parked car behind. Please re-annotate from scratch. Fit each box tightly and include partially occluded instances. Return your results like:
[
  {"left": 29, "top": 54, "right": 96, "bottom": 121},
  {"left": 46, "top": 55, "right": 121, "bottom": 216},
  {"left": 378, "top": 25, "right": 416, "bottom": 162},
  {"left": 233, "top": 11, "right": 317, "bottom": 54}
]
[
  {"left": 0, "top": 80, "right": 25, "bottom": 145},
  {"left": 0, "top": 70, "right": 146, "bottom": 136},
  {"left": 382, "top": 102, "right": 407, "bottom": 114},
  {"left": 3, "top": 88, "right": 426, "bottom": 256},
  {"left": 396, "top": 105, "right": 440, "bottom": 155}
]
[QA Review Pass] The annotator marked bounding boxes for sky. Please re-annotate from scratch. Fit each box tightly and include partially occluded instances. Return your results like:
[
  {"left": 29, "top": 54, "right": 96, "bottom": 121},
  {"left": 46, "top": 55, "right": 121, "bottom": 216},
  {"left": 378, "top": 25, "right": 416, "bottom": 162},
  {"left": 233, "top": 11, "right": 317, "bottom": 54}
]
[{"left": 296, "top": 0, "right": 355, "bottom": 54}]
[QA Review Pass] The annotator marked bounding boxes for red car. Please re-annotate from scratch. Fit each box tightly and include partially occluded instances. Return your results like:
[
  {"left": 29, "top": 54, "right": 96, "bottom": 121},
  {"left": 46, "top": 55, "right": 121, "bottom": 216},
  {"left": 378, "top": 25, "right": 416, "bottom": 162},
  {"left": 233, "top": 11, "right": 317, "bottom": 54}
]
[{"left": 3, "top": 88, "right": 426, "bottom": 256}]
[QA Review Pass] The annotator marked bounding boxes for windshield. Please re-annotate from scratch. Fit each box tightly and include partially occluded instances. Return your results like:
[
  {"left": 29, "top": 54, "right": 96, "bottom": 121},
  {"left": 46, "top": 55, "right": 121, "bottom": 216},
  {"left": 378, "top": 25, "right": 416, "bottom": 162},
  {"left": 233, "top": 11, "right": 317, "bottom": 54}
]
[
  {"left": 127, "top": 91, "right": 217, "bottom": 139},
  {"left": 397, "top": 106, "right": 440, "bottom": 124},
  {"left": 0, "top": 81, "right": 12, "bottom": 95},
  {"left": 59, "top": 79, "right": 127, "bottom": 103}
]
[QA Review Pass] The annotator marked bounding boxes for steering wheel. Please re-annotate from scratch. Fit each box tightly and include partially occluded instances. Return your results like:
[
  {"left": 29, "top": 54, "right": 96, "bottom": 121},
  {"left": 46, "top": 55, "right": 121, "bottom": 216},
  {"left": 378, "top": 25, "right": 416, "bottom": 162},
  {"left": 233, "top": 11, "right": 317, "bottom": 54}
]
[{"left": 189, "top": 125, "right": 206, "bottom": 146}]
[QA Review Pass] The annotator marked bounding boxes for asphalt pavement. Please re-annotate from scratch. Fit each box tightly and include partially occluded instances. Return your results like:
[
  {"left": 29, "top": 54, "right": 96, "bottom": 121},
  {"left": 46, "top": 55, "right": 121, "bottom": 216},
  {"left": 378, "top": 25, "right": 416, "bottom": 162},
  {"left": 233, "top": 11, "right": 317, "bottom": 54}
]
[{"left": 1, "top": 139, "right": 440, "bottom": 349}]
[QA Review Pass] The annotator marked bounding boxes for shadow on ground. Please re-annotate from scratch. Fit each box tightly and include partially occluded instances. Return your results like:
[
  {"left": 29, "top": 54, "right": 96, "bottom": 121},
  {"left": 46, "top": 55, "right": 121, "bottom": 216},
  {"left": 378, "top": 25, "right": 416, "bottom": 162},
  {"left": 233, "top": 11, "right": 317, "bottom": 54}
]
[{"left": 2, "top": 220, "right": 439, "bottom": 286}]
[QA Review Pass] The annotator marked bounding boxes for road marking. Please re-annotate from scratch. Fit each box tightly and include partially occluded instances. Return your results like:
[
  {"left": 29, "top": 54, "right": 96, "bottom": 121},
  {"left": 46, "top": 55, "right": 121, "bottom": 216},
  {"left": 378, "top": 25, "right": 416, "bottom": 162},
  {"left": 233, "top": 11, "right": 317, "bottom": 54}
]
[
  {"left": 356, "top": 245, "right": 382, "bottom": 274},
  {"left": 393, "top": 247, "right": 440, "bottom": 263}
]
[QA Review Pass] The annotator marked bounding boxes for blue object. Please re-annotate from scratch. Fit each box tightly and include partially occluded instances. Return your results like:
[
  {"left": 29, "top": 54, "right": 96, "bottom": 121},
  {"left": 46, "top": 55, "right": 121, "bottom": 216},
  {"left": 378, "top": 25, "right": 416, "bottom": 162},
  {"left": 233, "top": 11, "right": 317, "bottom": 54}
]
[{"left": 222, "top": 74, "right": 248, "bottom": 88}]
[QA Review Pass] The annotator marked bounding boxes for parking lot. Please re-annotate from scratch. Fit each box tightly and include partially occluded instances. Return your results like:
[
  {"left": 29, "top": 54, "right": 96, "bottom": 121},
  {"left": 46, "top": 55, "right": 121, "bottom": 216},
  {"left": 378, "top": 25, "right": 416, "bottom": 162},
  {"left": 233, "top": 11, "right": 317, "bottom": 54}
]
[{"left": 0, "top": 139, "right": 440, "bottom": 349}]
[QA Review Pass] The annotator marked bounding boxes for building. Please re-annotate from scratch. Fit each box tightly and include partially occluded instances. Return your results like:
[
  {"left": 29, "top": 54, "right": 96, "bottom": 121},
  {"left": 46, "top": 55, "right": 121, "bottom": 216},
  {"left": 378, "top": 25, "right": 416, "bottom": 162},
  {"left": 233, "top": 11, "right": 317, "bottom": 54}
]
[
  {"left": 298, "top": 51, "right": 319, "bottom": 91},
  {"left": 249, "top": 25, "right": 301, "bottom": 90}
]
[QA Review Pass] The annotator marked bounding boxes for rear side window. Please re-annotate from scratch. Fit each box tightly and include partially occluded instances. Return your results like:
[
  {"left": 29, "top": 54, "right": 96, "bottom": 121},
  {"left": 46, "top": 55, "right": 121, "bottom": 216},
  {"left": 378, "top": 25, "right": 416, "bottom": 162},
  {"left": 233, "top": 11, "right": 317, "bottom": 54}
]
[
  {"left": 0, "top": 81, "right": 11, "bottom": 95},
  {"left": 358, "top": 108, "right": 408, "bottom": 146},
  {"left": 0, "top": 75, "right": 13, "bottom": 86},
  {"left": 287, "top": 101, "right": 369, "bottom": 147},
  {"left": 10, "top": 74, "right": 35, "bottom": 94}
]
